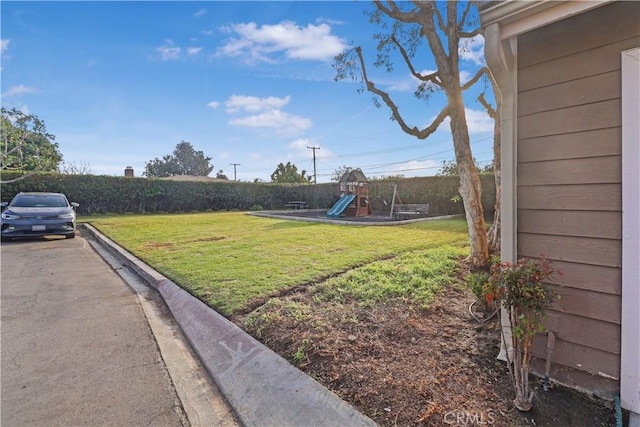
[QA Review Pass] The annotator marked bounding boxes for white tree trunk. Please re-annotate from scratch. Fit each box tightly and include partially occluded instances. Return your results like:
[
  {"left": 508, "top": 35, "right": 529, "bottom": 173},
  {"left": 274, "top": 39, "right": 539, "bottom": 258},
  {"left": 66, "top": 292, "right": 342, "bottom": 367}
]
[{"left": 449, "top": 95, "right": 489, "bottom": 267}]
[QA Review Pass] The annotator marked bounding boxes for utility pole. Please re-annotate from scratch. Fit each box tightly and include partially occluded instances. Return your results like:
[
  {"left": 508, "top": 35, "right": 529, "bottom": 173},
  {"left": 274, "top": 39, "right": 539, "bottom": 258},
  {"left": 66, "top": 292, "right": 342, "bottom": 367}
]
[
  {"left": 306, "top": 146, "right": 320, "bottom": 184},
  {"left": 230, "top": 163, "right": 240, "bottom": 181}
]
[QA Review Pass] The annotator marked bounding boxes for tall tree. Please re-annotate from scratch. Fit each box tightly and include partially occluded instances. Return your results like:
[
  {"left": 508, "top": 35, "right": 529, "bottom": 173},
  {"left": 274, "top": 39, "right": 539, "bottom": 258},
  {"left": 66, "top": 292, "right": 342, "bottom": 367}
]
[
  {"left": 334, "top": 1, "right": 490, "bottom": 267},
  {"left": 479, "top": 85, "right": 501, "bottom": 254},
  {"left": 143, "top": 141, "right": 213, "bottom": 178},
  {"left": 1, "top": 107, "right": 63, "bottom": 183},
  {"left": 270, "top": 162, "right": 312, "bottom": 184}
]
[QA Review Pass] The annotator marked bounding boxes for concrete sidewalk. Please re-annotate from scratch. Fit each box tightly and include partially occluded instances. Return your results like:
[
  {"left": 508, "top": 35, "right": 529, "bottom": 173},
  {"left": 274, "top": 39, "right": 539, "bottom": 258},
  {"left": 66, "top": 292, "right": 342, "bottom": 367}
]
[
  {"left": 1, "top": 232, "right": 238, "bottom": 426},
  {"left": 83, "top": 223, "right": 377, "bottom": 427}
]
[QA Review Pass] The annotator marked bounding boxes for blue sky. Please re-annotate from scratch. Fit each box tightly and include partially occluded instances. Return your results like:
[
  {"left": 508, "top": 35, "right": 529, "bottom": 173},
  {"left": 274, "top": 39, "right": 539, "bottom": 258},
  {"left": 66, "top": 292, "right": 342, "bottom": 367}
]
[{"left": 1, "top": 1, "right": 494, "bottom": 182}]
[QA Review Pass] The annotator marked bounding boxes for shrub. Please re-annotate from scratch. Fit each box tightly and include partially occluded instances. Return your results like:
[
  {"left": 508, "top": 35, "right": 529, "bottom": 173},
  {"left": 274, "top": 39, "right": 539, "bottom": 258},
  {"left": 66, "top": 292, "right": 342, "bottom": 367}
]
[
  {"left": 484, "top": 256, "right": 560, "bottom": 412},
  {"left": 0, "top": 171, "right": 495, "bottom": 217},
  {"left": 465, "top": 271, "right": 490, "bottom": 302}
]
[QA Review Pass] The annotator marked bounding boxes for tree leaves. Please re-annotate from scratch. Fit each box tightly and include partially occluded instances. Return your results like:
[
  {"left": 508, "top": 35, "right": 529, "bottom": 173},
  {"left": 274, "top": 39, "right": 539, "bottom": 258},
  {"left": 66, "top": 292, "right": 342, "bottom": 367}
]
[
  {"left": 270, "top": 162, "right": 313, "bottom": 184},
  {"left": 1, "top": 107, "right": 62, "bottom": 182},
  {"left": 143, "top": 140, "right": 214, "bottom": 177}
]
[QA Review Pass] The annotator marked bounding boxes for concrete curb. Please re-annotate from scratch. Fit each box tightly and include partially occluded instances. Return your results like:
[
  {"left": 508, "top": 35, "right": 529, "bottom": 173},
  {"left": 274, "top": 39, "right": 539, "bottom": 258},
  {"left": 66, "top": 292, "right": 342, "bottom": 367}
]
[{"left": 82, "top": 224, "right": 377, "bottom": 427}]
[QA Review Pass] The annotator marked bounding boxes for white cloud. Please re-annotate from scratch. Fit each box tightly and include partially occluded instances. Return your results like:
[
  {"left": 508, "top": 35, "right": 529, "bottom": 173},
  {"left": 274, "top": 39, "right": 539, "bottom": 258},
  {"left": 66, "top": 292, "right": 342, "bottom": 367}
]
[
  {"left": 187, "top": 46, "right": 202, "bottom": 55},
  {"left": 229, "top": 109, "right": 312, "bottom": 135},
  {"left": 385, "top": 69, "right": 438, "bottom": 92},
  {"left": 464, "top": 108, "right": 494, "bottom": 134},
  {"left": 459, "top": 35, "right": 485, "bottom": 66},
  {"left": 432, "top": 107, "right": 494, "bottom": 135},
  {"left": 194, "top": 9, "right": 206, "bottom": 18},
  {"left": 288, "top": 138, "right": 311, "bottom": 151},
  {"left": 218, "top": 21, "right": 347, "bottom": 63},
  {"left": 1, "top": 39, "right": 9, "bottom": 54},
  {"left": 202, "top": 30, "right": 214, "bottom": 36},
  {"left": 316, "top": 17, "right": 344, "bottom": 26},
  {"left": 369, "top": 159, "right": 441, "bottom": 179},
  {"left": 2, "top": 84, "right": 38, "bottom": 98},
  {"left": 224, "top": 95, "right": 311, "bottom": 136},
  {"left": 157, "top": 42, "right": 181, "bottom": 60},
  {"left": 460, "top": 70, "right": 472, "bottom": 85},
  {"left": 225, "top": 95, "right": 290, "bottom": 113},
  {"left": 207, "top": 101, "right": 220, "bottom": 109}
]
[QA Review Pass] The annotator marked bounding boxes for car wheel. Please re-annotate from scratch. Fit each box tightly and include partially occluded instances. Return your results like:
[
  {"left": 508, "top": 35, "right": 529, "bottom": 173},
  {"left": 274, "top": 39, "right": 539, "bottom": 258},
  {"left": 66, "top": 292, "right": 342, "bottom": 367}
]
[{"left": 66, "top": 233, "right": 75, "bottom": 239}]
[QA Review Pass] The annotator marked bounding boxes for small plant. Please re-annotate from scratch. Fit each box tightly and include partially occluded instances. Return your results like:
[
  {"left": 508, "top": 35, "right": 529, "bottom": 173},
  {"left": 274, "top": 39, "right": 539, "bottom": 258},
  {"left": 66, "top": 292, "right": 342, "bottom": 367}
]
[
  {"left": 293, "top": 346, "right": 306, "bottom": 363},
  {"left": 466, "top": 270, "right": 490, "bottom": 303},
  {"left": 465, "top": 270, "right": 499, "bottom": 322},
  {"left": 293, "top": 338, "right": 311, "bottom": 364},
  {"left": 484, "top": 256, "right": 560, "bottom": 412}
]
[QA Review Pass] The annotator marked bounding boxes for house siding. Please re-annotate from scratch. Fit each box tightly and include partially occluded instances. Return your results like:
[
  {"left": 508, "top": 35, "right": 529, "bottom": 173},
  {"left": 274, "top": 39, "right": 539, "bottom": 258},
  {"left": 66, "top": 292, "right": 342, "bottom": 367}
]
[{"left": 516, "top": 1, "right": 640, "bottom": 397}]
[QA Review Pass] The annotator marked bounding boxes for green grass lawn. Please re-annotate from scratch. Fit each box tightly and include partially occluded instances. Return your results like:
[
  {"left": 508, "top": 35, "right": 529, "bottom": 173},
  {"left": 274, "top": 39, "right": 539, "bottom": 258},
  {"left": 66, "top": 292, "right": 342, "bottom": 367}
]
[{"left": 86, "top": 212, "right": 470, "bottom": 316}]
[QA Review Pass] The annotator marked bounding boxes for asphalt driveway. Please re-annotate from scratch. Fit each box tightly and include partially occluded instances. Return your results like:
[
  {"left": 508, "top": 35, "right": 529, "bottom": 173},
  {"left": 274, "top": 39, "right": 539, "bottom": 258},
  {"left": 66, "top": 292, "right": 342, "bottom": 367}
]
[{"left": 0, "top": 232, "right": 233, "bottom": 426}]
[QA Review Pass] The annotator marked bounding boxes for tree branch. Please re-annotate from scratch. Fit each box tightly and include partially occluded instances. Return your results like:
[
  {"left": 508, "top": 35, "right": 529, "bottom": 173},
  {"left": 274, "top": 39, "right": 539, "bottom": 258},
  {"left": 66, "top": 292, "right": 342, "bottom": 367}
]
[
  {"left": 390, "top": 35, "right": 442, "bottom": 87},
  {"left": 0, "top": 170, "right": 38, "bottom": 184},
  {"left": 461, "top": 66, "right": 488, "bottom": 91},
  {"left": 374, "top": 1, "right": 420, "bottom": 23},
  {"left": 446, "top": 1, "right": 459, "bottom": 64},
  {"left": 412, "top": 1, "right": 446, "bottom": 33},
  {"left": 478, "top": 92, "right": 496, "bottom": 119},
  {"left": 459, "top": 28, "right": 484, "bottom": 39},
  {"left": 355, "top": 46, "right": 450, "bottom": 139},
  {"left": 458, "top": 0, "right": 474, "bottom": 29}
]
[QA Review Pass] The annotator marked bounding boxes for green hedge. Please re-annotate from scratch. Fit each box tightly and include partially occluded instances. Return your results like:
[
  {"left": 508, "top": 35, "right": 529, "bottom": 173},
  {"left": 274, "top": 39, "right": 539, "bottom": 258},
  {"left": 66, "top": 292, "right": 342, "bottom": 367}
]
[{"left": 0, "top": 172, "right": 495, "bottom": 218}]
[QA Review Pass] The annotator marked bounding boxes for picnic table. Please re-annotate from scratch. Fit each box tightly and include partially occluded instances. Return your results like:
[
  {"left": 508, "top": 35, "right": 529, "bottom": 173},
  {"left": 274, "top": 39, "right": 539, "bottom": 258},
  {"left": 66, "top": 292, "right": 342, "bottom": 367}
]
[{"left": 285, "top": 201, "right": 308, "bottom": 210}]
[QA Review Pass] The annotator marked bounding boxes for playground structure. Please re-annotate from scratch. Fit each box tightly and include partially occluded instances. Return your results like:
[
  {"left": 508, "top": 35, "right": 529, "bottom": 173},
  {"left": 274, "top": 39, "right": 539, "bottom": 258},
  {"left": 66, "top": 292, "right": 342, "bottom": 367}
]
[{"left": 326, "top": 169, "right": 373, "bottom": 218}]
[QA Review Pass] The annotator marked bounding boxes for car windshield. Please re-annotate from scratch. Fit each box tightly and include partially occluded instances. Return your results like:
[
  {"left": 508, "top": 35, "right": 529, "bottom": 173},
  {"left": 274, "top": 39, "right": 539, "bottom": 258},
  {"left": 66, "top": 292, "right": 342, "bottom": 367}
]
[{"left": 11, "top": 195, "right": 69, "bottom": 208}]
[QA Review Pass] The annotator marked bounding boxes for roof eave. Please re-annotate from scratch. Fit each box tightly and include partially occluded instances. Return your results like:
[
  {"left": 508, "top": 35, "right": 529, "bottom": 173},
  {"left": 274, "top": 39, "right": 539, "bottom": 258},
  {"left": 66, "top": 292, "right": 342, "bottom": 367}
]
[{"left": 480, "top": 0, "right": 615, "bottom": 40}]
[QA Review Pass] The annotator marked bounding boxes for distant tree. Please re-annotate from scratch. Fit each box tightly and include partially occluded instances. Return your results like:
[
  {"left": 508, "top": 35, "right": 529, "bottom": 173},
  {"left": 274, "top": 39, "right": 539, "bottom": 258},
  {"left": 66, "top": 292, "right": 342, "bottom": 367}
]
[
  {"left": 332, "top": 165, "right": 353, "bottom": 181},
  {"left": 436, "top": 158, "right": 491, "bottom": 176},
  {"left": 270, "top": 162, "right": 313, "bottom": 184},
  {"left": 366, "top": 173, "right": 406, "bottom": 181},
  {"left": 1, "top": 107, "right": 63, "bottom": 183},
  {"left": 380, "top": 173, "right": 406, "bottom": 180},
  {"left": 143, "top": 141, "right": 213, "bottom": 177},
  {"left": 59, "top": 161, "right": 93, "bottom": 175},
  {"left": 144, "top": 155, "right": 177, "bottom": 177},
  {"left": 216, "top": 169, "right": 229, "bottom": 180}
]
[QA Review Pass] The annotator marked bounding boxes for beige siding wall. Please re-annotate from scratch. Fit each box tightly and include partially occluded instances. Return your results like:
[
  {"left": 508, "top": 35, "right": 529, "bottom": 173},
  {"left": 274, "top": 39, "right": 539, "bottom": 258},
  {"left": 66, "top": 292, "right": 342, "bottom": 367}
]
[{"left": 516, "top": 1, "right": 640, "bottom": 397}]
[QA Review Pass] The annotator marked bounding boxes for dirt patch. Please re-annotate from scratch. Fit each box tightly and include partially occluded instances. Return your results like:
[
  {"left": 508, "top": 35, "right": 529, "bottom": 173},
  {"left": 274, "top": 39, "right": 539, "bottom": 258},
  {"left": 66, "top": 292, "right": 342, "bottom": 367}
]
[{"left": 234, "top": 285, "right": 617, "bottom": 426}]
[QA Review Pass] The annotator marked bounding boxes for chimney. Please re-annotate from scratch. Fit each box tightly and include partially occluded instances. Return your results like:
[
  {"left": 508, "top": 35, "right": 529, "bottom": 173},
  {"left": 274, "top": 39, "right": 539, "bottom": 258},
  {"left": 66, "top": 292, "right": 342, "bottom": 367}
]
[{"left": 124, "top": 166, "right": 134, "bottom": 177}]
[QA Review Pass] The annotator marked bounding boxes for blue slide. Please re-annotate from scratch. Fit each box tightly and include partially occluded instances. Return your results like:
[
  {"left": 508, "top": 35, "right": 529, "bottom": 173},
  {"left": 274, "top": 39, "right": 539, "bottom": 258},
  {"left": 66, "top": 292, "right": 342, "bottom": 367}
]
[{"left": 326, "top": 194, "right": 356, "bottom": 218}]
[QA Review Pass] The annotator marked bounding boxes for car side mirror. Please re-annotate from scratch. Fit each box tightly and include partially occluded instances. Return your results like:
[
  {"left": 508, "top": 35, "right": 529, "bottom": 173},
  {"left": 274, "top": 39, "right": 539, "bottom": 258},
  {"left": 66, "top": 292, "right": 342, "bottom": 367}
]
[
  {"left": 0, "top": 201, "right": 8, "bottom": 211},
  {"left": 71, "top": 202, "right": 79, "bottom": 209}
]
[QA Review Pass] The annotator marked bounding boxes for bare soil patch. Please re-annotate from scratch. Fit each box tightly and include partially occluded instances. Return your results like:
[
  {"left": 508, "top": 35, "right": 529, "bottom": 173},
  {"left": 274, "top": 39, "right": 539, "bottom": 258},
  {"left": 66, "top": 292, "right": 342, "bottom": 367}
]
[{"left": 234, "top": 284, "right": 617, "bottom": 426}]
